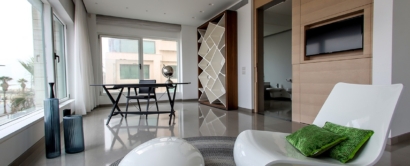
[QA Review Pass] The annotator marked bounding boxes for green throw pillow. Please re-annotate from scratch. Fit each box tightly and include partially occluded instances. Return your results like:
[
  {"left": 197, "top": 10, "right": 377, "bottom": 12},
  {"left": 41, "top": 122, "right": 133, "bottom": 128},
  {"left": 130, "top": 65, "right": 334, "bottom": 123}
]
[
  {"left": 286, "top": 125, "right": 347, "bottom": 157},
  {"left": 323, "top": 122, "right": 374, "bottom": 163}
]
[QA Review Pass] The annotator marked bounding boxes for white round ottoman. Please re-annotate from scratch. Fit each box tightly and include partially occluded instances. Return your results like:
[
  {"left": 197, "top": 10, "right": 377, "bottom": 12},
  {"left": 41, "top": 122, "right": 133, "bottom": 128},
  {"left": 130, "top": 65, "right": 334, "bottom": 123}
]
[{"left": 119, "top": 137, "right": 204, "bottom": 166}]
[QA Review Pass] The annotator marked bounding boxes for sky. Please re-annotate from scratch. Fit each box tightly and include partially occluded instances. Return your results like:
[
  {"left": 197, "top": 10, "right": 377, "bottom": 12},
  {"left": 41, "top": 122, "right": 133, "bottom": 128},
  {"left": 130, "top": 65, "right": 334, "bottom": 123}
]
[{"left": 0, "top": 0, "right": 35, "bottom": 90}]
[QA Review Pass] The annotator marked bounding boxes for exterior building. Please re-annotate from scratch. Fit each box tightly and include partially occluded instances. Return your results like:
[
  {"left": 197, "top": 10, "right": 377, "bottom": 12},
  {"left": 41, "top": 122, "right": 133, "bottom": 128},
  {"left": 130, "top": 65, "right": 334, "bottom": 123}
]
[{"left": 103, "top": 38, "right": 178, "bottom": 92}]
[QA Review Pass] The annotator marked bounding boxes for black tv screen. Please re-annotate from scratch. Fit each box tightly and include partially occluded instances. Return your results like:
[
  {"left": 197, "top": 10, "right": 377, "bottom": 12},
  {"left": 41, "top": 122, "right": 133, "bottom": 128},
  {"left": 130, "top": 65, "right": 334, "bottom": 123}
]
[{"left": 305, "top": 15, "right": 364, "bottom": 56}]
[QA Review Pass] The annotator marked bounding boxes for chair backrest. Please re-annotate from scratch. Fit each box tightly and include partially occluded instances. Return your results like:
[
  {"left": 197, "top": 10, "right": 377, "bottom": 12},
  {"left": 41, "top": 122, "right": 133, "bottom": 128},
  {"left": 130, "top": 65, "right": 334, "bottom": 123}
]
[
  {"left": 139, "top": 80, "right": 156, "bottom": 94},
  {"left": 313, "top": 83, "right": 403, "bottom": 165}
]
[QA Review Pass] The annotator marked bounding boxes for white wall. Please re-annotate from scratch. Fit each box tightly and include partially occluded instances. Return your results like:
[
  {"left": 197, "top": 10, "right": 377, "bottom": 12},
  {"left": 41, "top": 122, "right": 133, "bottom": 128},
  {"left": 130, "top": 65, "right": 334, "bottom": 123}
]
[
  {"left": 263, "top": 31, "right": 292, "bottom": 89},
  {"left": 372, "top": 0, "right": 393, "bottom": 85},
  {"left": 390, "top": 0, "right": 410, "bottom": 138},
  {"left": 373, "top": 0, "right": 410, "bottom": 138},
  {"left": 180, "top": 25, "right": 199, "bottom": 99},
  {"left": 0, "top": 118, "right": 44, "bottom": 165},
  {"left": 237, "top": 2, "right": 254, "bottom": 109}
]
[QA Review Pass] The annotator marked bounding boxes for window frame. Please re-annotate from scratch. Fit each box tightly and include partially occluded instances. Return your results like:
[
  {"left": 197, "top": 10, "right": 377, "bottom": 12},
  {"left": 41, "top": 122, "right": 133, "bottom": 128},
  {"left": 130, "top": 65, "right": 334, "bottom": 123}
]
[
  {"left": 98, "top": 34, "right": 180, "bottom": 95},
  {"left": 52, "top": 13, "right": 69, "bottom": 102}
]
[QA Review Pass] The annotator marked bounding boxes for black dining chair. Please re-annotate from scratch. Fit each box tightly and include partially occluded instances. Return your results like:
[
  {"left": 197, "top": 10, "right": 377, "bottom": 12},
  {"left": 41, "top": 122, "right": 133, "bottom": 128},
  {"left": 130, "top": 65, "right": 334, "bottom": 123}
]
[{"left": 125, "top": 80, "right": 159, "bottom": 118}]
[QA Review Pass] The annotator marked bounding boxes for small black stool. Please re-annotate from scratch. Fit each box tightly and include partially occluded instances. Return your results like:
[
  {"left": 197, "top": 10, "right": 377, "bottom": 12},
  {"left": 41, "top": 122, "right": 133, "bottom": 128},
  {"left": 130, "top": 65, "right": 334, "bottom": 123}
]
[{"left": 63, "top": 115, "right": 85, "bottom": 153}]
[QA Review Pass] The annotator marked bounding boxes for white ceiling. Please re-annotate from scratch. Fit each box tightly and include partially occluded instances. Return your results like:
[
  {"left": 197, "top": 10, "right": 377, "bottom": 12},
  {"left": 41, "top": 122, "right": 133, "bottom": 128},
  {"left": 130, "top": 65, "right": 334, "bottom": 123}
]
[
  {"left": 83, "top": 0, "right": 244, "bottom": 26},
  {"left": 264, "top": 0, "right": 292, "bottom": 36}
]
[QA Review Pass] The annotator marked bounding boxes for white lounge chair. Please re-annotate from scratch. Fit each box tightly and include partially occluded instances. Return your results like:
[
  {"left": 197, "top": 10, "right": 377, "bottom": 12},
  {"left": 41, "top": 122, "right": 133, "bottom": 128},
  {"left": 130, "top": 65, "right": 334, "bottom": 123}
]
[{"left": 234, "top": 83, "right": 403, "bottom": 166}]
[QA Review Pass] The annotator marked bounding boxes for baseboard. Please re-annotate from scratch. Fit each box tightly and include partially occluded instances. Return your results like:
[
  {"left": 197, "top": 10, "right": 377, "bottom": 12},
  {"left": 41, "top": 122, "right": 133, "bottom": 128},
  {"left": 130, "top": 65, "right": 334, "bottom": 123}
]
[
  {"left": 388, "top": 132, "right": 410, "bottom": 145},
  {"left": 237, "top": 107, "right": 254, "bottom": 112},
  {"left": 9, "top": 137, "right": 45, "bottom": 166}
]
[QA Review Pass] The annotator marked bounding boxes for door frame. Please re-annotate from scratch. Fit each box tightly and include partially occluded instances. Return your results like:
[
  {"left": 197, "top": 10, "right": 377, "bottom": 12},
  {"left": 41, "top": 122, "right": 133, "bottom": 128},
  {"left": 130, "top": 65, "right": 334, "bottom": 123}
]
[{"left": 253, "top": 0, "right": 287, "bottom": 113}]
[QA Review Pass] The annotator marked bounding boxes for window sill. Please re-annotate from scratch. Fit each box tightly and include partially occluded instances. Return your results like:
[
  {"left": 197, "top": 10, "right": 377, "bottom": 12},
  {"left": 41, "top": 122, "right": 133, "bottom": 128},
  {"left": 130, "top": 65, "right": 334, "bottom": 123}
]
[{"left": 0, "top": 99, "right": 75, "bottom": 143}]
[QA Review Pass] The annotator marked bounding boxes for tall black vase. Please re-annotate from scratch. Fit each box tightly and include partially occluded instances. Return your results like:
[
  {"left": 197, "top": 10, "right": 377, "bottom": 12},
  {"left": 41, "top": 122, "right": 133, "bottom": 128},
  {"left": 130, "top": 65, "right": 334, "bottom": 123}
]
[{"left": 44, "top": 82, "right": 61, "bottom": 158}]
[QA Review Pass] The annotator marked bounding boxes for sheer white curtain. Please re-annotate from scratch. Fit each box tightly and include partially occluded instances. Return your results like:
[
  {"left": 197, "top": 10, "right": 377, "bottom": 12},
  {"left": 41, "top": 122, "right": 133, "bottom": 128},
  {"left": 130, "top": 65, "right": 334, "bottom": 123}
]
[{"left": 74, "top": 0, "right": 96, "bottom": 115}]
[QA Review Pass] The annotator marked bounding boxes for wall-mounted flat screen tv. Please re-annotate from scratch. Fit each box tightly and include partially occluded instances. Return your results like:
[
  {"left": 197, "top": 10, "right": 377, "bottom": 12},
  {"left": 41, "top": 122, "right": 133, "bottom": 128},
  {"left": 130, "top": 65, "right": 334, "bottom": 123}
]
[{"left": 305, "top": 15, "right": 364, "bottom": 56}]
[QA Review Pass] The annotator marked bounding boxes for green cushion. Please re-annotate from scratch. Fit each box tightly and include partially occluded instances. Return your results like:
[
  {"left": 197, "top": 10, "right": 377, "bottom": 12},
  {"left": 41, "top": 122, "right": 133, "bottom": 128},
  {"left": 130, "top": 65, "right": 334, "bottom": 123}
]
[
  {"left": 323, "top": 122, "right": 374, "bottom": 163},
  {"left": 286, "top": 125, "right": 347, "bottom": 157}
]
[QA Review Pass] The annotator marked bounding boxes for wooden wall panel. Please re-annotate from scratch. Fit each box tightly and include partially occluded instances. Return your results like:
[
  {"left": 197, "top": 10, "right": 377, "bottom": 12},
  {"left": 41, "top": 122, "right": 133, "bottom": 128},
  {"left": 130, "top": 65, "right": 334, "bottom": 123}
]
[
  {"left": 290, "top": 0, "right": 373, "bottom": 124},
  {"left": 300, "top": 0, "right": 372, "bottom": 24},
  {"left": 292, "top": 0, "right": 301, "bottom": 64},
  {"left": 299, "top": 58, "right": 372, "bottom": 123},
  {"left": 292, "top": 64, "right": 301, "bottom": 122},
  {"left": 300, "top": 0, "right": 315, "bottom": 5}
]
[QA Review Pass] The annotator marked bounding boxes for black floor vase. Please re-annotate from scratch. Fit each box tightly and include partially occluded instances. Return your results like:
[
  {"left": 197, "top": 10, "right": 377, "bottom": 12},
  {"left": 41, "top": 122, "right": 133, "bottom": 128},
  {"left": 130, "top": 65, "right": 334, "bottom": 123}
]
[{"left": 44, "top": 82, "right": 60, "bottom": 158}]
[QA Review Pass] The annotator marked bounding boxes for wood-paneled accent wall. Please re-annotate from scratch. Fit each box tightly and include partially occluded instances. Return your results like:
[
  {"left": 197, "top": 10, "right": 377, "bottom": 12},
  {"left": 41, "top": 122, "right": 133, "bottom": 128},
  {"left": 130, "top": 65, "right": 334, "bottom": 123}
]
[
  {"left": 254, "top": 0, "right": 373, "bottom": 124},
  {"left": 292, "top": 0, "right": 373, "bottom": 124}
]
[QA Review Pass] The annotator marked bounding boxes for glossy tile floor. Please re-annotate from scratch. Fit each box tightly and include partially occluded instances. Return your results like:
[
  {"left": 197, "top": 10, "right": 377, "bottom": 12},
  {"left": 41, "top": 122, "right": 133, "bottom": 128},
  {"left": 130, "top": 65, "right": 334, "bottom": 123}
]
[
  {"left": 263, "top": 100, "right": 292, "bottom": 121},
  {"left": 21, "top": 101, "right": 410, "bottom": 166}
]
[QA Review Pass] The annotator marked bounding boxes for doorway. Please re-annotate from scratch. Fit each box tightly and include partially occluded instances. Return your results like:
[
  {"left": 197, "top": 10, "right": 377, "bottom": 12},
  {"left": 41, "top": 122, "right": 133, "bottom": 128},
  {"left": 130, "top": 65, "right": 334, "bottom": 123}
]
[{"left": 256, "top": 0, "right": 292, "bottom": 121}]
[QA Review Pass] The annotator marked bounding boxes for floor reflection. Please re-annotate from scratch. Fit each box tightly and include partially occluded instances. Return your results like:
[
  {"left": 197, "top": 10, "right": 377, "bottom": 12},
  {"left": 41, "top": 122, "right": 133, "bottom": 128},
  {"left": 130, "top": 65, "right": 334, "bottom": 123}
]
[
  {"left": 263, "top": 100, "right": 292, "bottom": 121},
  {"left": 104, "top": 115, "right": 176, "bottom": 151},
  {"left": 198, "top": 105, "right": 227, "bottom": 136},
  {"left": 22, "top": 101, "right": 302, "bottom": 166}
]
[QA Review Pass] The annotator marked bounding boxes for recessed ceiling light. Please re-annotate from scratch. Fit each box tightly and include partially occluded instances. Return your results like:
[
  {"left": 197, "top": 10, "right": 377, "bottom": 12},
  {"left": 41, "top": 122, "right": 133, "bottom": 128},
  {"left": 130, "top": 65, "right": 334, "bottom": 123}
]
[
  {"left": 192, "top": 17, "right": 196, "bottom": 19},
  {"left": 146, "top": 10, "right": 148, "bottom": 12},
  {"left": 95, "top": 2, "right": 98, "bottom": 5},
  {"left": 126, "top": 7, "right": 128, "bottom": 9},
  {"left": 200, "top": 11, "right": 204, "bottom": 13},
  {"left": 209, "top": 3, "right": 214, "bottom": 6},
  {"left": 164, "top": 13, "right": 166, "bottom": 15}
]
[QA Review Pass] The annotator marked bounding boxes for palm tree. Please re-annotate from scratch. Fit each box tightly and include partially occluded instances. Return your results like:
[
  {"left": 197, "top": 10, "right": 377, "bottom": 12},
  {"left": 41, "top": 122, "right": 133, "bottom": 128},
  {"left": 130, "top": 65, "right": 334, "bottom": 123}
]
[
  {"left": 19, "top": 57, "right": 34, "bottom": 86},
  {"left": 0, "top": 76, "right": 13, "bottom": 114},
  {"left": 18, "top": 78, "right": 28, "bottom": 93}
]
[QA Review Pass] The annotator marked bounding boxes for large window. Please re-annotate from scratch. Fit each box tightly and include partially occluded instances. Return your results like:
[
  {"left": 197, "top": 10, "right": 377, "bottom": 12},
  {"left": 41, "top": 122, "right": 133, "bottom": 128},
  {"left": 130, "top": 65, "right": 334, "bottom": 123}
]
[
  {"left": 0, "top": 0, "right": 45, "bottom": 125},
  {"left": 101, "top": 37, "right": 179, "bottom": 93}
]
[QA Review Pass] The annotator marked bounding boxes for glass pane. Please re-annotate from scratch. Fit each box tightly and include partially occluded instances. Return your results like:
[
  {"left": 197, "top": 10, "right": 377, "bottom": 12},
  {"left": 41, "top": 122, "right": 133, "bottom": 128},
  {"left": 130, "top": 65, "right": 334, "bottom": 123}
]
[
  {"left": 102, "top": 37, "right": 140, "bottom": 84},
  {"left": 143, "top": 65, "right": 150, "bottom": 79},
  {"left": 0, "top": 0, "right": 45, "bottom": 125},
  {"left": 143, "top": 39, "right": 178, "bottom": 93},
  {"left": 120, "top": 64, "right": 139, "bottom": 79},
  {"left": 171, "top": 65, "right": 178, "bottom": 79},
  {"left": 53, "top": 16, "right": 67, "bottom": 99},
  {"left": 143, "top": 41, "right": 155, "bottom": 54}
]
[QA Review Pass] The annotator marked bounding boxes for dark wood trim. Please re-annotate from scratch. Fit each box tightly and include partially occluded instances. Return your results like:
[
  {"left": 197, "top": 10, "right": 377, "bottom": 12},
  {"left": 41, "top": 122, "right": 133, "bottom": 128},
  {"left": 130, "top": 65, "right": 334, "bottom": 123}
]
[
  {"left": 198, "top": 11, "right": 226, "bottom": 29},
  {"left": 225, "top": 11, "right": 238, "bottom": 110},
  {"left": 256, "top": 7, "right": 265, "bottom": 113}
]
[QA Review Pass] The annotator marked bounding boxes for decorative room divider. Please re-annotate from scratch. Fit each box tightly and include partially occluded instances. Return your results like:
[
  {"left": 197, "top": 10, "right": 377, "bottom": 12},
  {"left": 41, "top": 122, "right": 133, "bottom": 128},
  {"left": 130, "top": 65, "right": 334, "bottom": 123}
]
[{"left": 197, "top": 10, "right": 238, "bottom": 110}]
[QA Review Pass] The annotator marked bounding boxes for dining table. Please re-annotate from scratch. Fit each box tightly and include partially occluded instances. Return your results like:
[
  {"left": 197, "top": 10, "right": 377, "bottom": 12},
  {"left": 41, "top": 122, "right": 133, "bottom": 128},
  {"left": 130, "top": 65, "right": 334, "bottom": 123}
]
[{"left": 90, "top": 82, "right": 190, "bottom": 125}]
